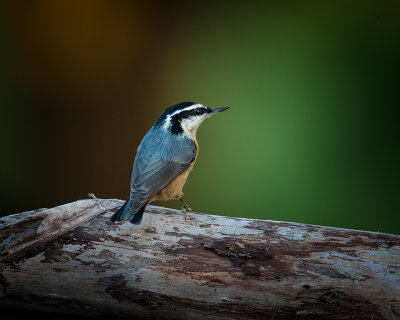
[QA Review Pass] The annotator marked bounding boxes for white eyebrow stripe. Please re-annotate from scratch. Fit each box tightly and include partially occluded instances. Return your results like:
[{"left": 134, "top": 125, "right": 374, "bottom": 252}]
[
  {"left": 163, "top": 103, "right": 205, "bottom": 131},
  {"left": 171, "top": 103, "right": 204, "bottom": 116}
]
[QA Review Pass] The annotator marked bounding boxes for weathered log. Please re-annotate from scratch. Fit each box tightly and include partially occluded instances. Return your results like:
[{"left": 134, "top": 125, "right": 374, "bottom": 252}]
[{"left": 0, "top": 199, "right": 399, "bottom": 320}]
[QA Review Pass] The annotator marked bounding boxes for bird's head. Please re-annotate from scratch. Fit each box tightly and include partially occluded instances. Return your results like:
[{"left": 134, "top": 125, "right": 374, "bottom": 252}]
[{"left": 156, "top": 102, "right": 229, "bottom": 138}]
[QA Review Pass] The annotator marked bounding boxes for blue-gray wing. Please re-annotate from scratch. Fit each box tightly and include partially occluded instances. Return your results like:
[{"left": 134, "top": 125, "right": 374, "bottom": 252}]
[{"left": 129, "top": 150, "right": 195, "bottom": 213}]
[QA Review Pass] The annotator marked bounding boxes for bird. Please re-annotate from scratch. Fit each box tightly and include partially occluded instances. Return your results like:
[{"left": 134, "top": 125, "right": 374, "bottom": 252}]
[{"left": 111, "top": 102, "right": 229, "bottom": 225}]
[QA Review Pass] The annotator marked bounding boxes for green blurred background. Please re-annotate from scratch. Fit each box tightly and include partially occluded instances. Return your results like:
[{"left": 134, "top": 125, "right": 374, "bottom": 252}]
[{"left": 1, "top": 1, "right": 399, "bottom": 235}]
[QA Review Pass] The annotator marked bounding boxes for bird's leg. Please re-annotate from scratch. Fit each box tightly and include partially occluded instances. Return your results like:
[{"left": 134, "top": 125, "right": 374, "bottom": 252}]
[
  {"left": 179, "top": 197, "right": 192, "bottom": 212},
  {"left": 179, "top": 198, "right": 192, "bottom": 221}
]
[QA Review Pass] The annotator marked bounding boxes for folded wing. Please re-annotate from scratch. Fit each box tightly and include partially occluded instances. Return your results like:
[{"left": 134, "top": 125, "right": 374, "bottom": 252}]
[{"left": 129, "top": 146, "right": 195, "bottom": 214}]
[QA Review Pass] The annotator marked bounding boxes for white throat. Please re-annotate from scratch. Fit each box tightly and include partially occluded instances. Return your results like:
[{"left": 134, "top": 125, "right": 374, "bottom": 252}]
[{"left": 181, "top": 116, "right": 204, "bottom": 139}]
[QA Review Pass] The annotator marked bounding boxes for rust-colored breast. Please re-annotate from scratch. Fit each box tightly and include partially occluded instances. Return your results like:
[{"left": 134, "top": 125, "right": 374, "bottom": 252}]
[{"left": 150, "top": 139, "right": 198, "bottom": 202}]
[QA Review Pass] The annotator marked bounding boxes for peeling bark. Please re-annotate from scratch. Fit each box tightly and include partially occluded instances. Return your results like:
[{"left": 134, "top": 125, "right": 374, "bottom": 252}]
[{"left": 0, "top": 199, "right": 399, "bottom": 319}]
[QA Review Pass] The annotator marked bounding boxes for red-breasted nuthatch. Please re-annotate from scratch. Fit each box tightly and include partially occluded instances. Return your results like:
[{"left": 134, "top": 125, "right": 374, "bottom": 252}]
[{"left": 111, "top": 102, "right": 229, "bottom": 224}]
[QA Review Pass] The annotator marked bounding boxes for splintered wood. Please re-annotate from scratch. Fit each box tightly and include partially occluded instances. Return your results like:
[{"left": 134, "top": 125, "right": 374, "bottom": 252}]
[{"left": 1, "top": 199, "right": 399, "bottom": 319}]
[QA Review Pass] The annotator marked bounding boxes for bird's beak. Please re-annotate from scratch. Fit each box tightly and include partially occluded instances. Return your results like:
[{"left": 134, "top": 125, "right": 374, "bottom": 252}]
[{"left": 211, "top": 107, "right": 230, "bottom": 114}]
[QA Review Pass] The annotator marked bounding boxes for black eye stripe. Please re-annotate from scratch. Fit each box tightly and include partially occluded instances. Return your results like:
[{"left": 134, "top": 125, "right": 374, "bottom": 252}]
[
  {"left": 170, "top": 108, "right": 207, "bottom": 134},
  {"left": 178, "top": 108, "right": 206, "bottom": 118}
]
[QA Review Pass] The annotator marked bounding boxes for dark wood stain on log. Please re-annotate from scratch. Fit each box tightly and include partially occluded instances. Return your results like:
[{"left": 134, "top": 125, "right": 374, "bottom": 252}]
[
  {"left": 295, "top": 289, "right": 383, "bottom": 319},
  {"left": 0, "top": 272, "right": 9, "bottom": 295}
]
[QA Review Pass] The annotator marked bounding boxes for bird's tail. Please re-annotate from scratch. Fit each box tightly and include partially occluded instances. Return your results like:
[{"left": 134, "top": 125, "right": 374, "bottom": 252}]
[{"left": 111, "top": 198, "right": 147, "bottom": 225}]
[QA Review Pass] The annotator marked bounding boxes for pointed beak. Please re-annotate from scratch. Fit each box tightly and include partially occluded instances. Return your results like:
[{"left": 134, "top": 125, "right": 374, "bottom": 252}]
[{"left": 211, "top": 107, "right": 230, "bottom": 114}]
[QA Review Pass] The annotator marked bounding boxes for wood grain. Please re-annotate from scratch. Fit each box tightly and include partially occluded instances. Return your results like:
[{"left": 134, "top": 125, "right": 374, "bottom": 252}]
[{"left": 1, "top": 199, "right": 399, "bottom": 319}]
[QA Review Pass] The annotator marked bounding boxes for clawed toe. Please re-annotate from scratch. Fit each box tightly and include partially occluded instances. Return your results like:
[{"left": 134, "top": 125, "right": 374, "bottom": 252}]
[
  {"left": 179, "top": 198, "right": 192, "bottom": 220},
  {"left": 181, "top": 208, "right": 187, "bottom": 221}
]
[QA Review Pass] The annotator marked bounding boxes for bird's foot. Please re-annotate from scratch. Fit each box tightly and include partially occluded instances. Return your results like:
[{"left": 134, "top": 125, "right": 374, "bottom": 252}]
[
  {"left": 181, "top": 207, "right": 197, "bottom": 225},
  {"left": 181, "top": 206, "right": 193, "bottom": 221},
  {"left": 178, "top": 198, "right": 192, "bottom": 222}
]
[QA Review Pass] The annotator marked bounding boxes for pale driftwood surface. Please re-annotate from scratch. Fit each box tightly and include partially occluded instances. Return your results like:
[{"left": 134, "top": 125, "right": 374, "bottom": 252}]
[{"left": 0, "top": 199, "right": 399, "bottom": 320}]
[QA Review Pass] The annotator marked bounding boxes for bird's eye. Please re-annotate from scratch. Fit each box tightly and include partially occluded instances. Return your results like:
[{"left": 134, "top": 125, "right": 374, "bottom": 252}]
[{"left": 195, "top": 109, "right": 201, "bottom": 114}]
